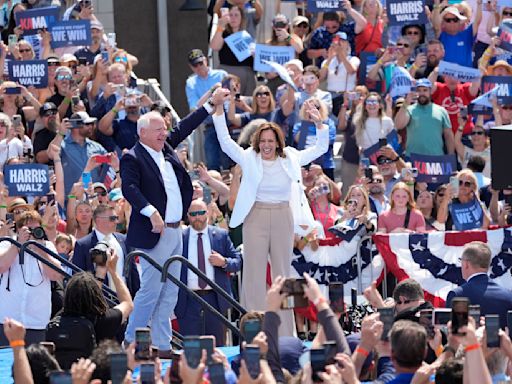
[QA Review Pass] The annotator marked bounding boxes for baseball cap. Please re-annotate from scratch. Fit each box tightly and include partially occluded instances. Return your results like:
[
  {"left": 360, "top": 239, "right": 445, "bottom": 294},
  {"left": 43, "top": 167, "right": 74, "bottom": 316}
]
[
  {"left": 285, "top": 59, "right": 304, "bottom": 73},
  {"left": 92, "top": 182, "right": 108, "bottom": 192},
  {"left": 441, "top": 6, "right": 467, "bottom": 21},
  {"left": 416, "top": 78, "right": 432, "bottom": 89},
  {"left": 71, "top": 111, "right": 97, "bottom": 124},
  {"left": 90, "top": 20, "right": 103, "bottom": 30},
  {"left": 39, "top": 102, "right": 57, "bottom": 116},
  {"left": 109, "top": 188, "right": 123, "bottom": 202},
  {"left": 334, "top": 31, "right": 348, "bottom": 40},
  {"left": 60, "top": 53, "right": 78, "bottom": 63},
  {"left": 188, "top": 49, "right": 205, "bottom": 65},
  {"left": 47, "top": 56, "right": 60, "bottom": 65},
  {"left": 292, "top": 16, "right": 309, "bottom": 27}
]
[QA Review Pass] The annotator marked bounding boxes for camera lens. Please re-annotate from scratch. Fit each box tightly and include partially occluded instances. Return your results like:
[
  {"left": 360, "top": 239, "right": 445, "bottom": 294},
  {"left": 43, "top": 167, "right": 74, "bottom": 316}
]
[{"left": 30, "top": 226, "right": 46, "bottom": 240}]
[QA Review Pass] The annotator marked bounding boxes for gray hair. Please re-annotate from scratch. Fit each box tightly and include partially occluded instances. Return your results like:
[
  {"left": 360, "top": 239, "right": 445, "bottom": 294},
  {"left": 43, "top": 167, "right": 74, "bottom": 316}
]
[
  {"left": 0, "top": 112, "right": 12, "bottom": 129},
  {"left": 137, "top": 111, "right": 162, "bottom": 136}
]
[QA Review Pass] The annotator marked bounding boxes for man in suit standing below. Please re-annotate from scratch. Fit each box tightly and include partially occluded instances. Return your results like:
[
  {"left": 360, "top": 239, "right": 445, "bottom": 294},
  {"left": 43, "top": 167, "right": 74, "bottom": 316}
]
[
  {"left": 446, "top": 241, "right": 512, "bottom": 328},
  {"left": 72, "top": 204, "right": 140, "bottom": 298},
  {"left": 121, "top": 89, "right": 228, "bottom": 357},
  {"left": 174, "top": 199, "right": 242, "bottom": 345}
]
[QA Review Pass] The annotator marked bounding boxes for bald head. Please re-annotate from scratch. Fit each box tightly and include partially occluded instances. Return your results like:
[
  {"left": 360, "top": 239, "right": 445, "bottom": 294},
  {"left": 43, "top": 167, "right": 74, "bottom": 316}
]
[{"left": 188, "top": 198, "right": 208, "bottom": 231}]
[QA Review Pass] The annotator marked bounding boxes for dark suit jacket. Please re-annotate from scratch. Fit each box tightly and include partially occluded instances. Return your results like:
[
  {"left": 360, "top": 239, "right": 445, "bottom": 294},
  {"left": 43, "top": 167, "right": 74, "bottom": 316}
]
[
  {"left": 71, "top": 231, "right": 140, "bottom": 298},
  {"left": 120, "top": 106, "right": 209, "bottom": 249},
  {"left": 174, "top": 226, "right": 242, "bottom": 318},
  {"left": 446, "top": 274, "right": 512, "bottom": 328}
]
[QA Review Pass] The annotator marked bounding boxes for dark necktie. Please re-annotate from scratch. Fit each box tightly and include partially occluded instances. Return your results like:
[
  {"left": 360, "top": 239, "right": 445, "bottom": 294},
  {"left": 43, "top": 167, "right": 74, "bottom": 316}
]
[{"left": 197, "top": 233, "right": 207, "bottom": 289}]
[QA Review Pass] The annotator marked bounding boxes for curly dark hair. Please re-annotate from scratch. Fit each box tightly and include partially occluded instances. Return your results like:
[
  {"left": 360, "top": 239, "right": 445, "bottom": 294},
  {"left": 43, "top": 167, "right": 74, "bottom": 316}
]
[{"left": 63, "top": 272, "right": 108, "bottom": 317}]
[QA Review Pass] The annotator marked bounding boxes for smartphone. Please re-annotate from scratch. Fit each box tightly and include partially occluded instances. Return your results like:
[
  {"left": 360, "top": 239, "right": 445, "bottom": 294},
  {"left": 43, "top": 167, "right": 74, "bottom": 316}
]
[
  {"left": 107, "top": 32, "right": 117, "bottom": 47},
  {"left": 81, "top": 171, "right": 92, "bottom": 188},
  {"left": 40, "top": 341, "right": 55, "bottom": 355},
  {"left": 49, "top": 372, "right": 72, "bottom": 384},
  {"left": 450, "top": 176, "right": 459, "bottom": 196},
  {"left": 69, "top": 118, "right": 83, "bottom": 129},
  {"left": 221, "top": 77, "right": 231, "bottom": 90},
  {"left": 351, "top": 287, "right": 357, "bottom": 307},
  {"left": 5, "top": 86, "right": 20, "bottom": 94},
  {"left": 280, "top": 278, "right": 308, "bottom": 309},
  {"left": 378, "top": 307, "right": 394, "bottom": 341},
  {"left": 12, "top": 114, "right": 21, "bottom": 126},
  {"left": 469, "top": 305, "right": 481, "bottom": 327},
  {"left": 78, "top": 57, "right": 88, "bottom": 66},
  {"left": 451, "top": 297, "right": 469, "bottom": 335},
  {"left": 184, "top": 336, "right": 202, "bottom": 369},
  {"left": 200, "top": 335, "right": 215, "bottom": 365},
  {"left": 243, "top": 344, "right": 261, "bottom": 380},
  {"left": 364, "top": 168, "right": 373, "bottom": 180},
  {"left": 203, "top": 185, "right": 212, "bottom": 205},
  {"left": 243, "top": 318, "right": 262, "bottom": 343},
  {"left": 208, "top": 362, "right": 226, "bottom": 384},
  {"left": 460, "top": 106, "right": 468, "bottom": 119},
  {"left": 72, "top": 95, "right": 80, "bottom": 106},
  {"left": 135, "top": 327, "right": 152, "bottom": 361},
  {"left": 419, "top": 309, "right": 434, "bottom": 338},
  {"left": 220, "top": 7, "right": 229, "bottom": 16},
  {"left": 6, "top": 212, "right": 14, "bottom": 224},
  {"left": 109, "top": 352, "right": 128, "bottom": 384},
  {"left": 8, "top": 34, "right": 17, "bottom": 49},
  {"left": 485, "top": 314, "right": 500, "bottom": 348},
  {"left": 433, "top": 308, "right": 451, "bottom": 326},
  {"left": 101, "top": 50, "right": 109, "bottom": 62},
  {"left": 323, "top": 341, "right": 337, "bottom": 366},
  {"left": 310, "top": 348, "right": 326, "bottom": 382},
  {"left": 507, "top": 310, "right": 512, "bottom": 337},
  {"left": 379, "top": 138, "right": 387, "bottom": 147},
  {"left": 328, "top": 282, "right": 344, "bottom": 313},
  {"left": 95, "top": 154, "right": 111, "bottom": 164},
  {"left": 140, "top": 363, "right": 155, "bottom": 384},
  {"left": 360, "top": 157, "right": 370, "bottom": 168}
]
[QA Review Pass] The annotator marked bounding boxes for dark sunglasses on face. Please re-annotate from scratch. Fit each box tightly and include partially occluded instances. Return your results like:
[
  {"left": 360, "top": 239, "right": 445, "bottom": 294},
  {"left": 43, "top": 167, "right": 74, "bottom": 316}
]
[
  {"left": 459, "top": 180, "right": 472, "bottom": 187},
  {"left": 189, "top": 210, "right": 206, "bottom": 217},
  {"left": 502, "top": 106, "right": 512, "bottom": 110},
  {"left": 48, "top": 62, "right": 60, "bottom": 67},
  {"left": 377, "top": 157, "right": 394, "bottom": 164},
  {"left": 56, "top": 74, "right": 72, "bottom": 81},
  {"left": 114, "top": 56, "right": 128, "bottom": 63},
  {"left": 397, "top": 43, "right": 410, "bottom": 48},
  {"left": 255, "top": 91, "right": 270, "bottom": 97},
  {"left": 19, "top": 48, "right": 32, "bottom": 53},
  {"left": 443, "top": 18, "right": 459, "bottom": 23},
  {"left": 44, "top": 110, "right": 57, "bottom": 117},
  {"left": 503, "top": 11, "right": 512, "bottom": 16},
  {"left": 95, "top": 191, "right": 108, "bottom": 197},
  {"left": 438, "top": 193, "right": 445, "bottom": 197}
]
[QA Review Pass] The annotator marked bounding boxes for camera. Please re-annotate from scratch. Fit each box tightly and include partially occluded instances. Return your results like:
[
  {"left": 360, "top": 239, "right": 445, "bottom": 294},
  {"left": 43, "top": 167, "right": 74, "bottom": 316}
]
[
  {"left": 29, "top": 226, "right": 47, "bottom": 240},
  {"left": 89, "top": 241, "right": 110, "bottom": 266}
]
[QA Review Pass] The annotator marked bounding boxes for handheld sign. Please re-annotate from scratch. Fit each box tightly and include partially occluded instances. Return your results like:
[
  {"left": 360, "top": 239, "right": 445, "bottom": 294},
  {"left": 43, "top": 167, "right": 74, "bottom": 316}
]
[
  {"left": 497, "top": 21, "right": 512, "bottom": 53},
  {"left": 15, "top": 6, "right": 59, "bottom": 36},
  {"left": 50, "top": 20, "right": 92, "bottom": 49},
  {"left": 362, "top": 130, "right": 402, "bottom": 165},
  {"left": 307, "top": 0, "right": 344, "bottom": 13},
  {"left": 410, "top": 153, "right": 457, "bottom": 183},
  {"left": 262, "top": 59, "right": 298, "bottom": 90},
  {"left": 253, "top": 44, "right": 295, "bottom": 72},
  {"left": 224, "top": 31, "right": 254, "bottom": 62},
  {"left": 4, "top": 164, "right": 49, "bottom": 196},
  {"left": 8, "top": 60, "right": 48, "bottom": 88},
  {"left": 449, "top": 199, "right": 484, "bottom": 231},
  {"left": 481, "top": 76, "right": 512, "bottom": 105},
  {"left": 386, "top": 0, "right": 427, "bottom": 26},
  {"left": 438, "top": 61, "right": 481, "bottom": 83},
  {"left": 389, "top": 65, "right": 414, "bottom": 100}
]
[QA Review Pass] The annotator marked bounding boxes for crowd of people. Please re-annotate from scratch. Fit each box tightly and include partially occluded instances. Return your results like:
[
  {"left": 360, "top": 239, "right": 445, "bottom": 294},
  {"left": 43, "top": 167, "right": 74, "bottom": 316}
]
[{"left": 0, "top": 0, "right": 512, "bottom": 382}]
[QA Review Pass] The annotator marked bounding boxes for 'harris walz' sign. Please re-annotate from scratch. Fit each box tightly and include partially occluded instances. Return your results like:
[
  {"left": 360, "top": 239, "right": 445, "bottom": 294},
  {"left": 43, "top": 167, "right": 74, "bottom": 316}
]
[
  {"left": 386, "top": 0, "right": 427, "bottom": 26},
  {"left": 4, "top": 164, "right": 49, "bottom": 196},
  {"left": 8, "top": 60, "right": 48, "bottom": 88}
]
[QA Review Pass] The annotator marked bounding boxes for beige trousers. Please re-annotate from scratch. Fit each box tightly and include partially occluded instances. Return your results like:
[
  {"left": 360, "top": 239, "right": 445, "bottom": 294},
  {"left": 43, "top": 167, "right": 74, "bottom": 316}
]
[{"left": 240, "top": 202, "right": 295, "bottom": 337}]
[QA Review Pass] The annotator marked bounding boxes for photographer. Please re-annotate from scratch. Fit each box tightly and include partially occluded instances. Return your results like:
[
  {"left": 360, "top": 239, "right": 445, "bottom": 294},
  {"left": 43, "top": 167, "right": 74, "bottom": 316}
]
[{"left": 0, "top": 210, "right": 62, "bottom": 346}]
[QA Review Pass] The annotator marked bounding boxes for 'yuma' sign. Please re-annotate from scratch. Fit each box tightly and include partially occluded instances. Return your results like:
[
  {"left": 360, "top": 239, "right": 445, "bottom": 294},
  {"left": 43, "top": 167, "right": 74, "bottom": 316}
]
[{"left": 386, "top": 0, "right": 427, "bottom": 26}]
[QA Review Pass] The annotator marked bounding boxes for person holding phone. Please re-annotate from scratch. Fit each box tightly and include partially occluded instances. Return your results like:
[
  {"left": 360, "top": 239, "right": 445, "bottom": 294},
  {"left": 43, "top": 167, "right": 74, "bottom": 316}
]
[
  {"left": 212, "top": 97, "right": 329, "bottom": 336},
  {"left": 454, "top": 116, "right": 491, "bottom": 178}
]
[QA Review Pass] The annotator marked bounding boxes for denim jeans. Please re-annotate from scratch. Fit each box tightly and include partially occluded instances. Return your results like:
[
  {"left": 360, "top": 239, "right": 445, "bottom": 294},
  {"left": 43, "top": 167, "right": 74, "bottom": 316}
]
[
  {"left": 124, "top": 227, "right": 182, "bottom": 350},
  {"left": 204, "top": 125, "right": 233, "bottom": 171}
]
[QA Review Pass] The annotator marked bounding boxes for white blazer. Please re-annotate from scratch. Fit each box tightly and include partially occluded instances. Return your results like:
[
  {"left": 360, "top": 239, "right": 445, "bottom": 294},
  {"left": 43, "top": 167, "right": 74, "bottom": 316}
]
[{"left": 212, "top": 113, "right": 330, "bottom": 228}]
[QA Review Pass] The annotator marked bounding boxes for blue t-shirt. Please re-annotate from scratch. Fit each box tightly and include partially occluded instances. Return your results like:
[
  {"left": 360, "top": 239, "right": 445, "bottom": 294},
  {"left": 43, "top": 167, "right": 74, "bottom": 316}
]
[
  {"left": 440, "top": 25, "right": 474, "bottom": 68},
  {"left": 292, "top": 119, "right": 336, "bottom": 169}
]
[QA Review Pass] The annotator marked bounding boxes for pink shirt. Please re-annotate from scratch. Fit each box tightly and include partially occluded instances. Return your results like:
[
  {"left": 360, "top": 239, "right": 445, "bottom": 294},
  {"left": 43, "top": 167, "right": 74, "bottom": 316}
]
[{"left": 378, "top": 209, "right": 425, "bottom": 233}]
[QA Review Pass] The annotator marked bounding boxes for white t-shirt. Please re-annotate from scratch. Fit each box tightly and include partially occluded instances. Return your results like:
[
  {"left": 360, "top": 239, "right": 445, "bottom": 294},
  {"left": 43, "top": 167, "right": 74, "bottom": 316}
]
[
  {"left": 324, "top": 56, "right": 360, "bottom": 93},
  {"left": 256, "top": 158, "right": 291, "bottom": 203},
  {"left": 357, "top": 116, "right": 394, "bottom": 150},
  {"left": 0, "top": 138, "right": 23, "bottom": 168}
]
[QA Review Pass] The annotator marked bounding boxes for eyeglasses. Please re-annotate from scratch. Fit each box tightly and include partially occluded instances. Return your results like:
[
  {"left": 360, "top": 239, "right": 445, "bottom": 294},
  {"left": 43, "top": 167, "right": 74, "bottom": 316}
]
[
  {"left": 503, "top": 11, "right": 512, "bottom": 16},
  {"left": 114, "top": 56, "right": 128, "bottom": 63},
  {"left": 377, "top": 157, "right": 394, "bottom": 164},
  {"left": 406, "top": 31, "right": 420, "bottom": 35},
  {"left": 365, "top": 99, "right": 379, "bottom": 105},
  {"left": 97, "top": 215, "right": 119, "bottom": 222},
  {"left": 56, "top": 74, "right": 72, "bottom": 81},
  {"left": 255, "top": 91, "right": 270, "bottom": 97},
  {"left": 296, "top": 22, "right": 308, "bottom": 28},
  {"left": 471, "top": 131, "right": 485, "bottom": 136},
  {"left": 19, "top": 48, "right": 32, "bottom": 53},
  {"left": 459, "top": 180, "right": 473, "bottom": 187},
  {"left": 43, "top": 110, "right": 57, "bottom": 117},
  {"left": 189, "top": 210, "right": 206, "bottom": 217},
  {"left": 443, "top": 18, "right": 459, "bottom": 23},
  {"left": 397, "top": 43, "right": 410, "bottom": 48},
  {"left": 95, "top": 190, "right": 108, "bottom": 197}
]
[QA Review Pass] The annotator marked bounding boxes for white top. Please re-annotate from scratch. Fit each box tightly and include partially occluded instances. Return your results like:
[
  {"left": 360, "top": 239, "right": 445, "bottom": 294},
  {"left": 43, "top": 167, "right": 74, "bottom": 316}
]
[
  {"left": 95, "top": 229, "right": 125, "bottom": 289},
  {"left": 0, "top": 241, "right": 57, "bottom": 329},
  {"left": 255, "top": 159, "right": 292, "bottom": 203},
  {"left": 187, "top": 227, "right": 214, "bottom": 290},
  {"left": 357, "top": 116, "right": 394, "bottom": 150},
  {"left": 324, "top": 56, "right": 360, "bottom": 93},
  {"left": 0, "top": 138, "right": 23, "bottom": 168},
  {"left": 461, "top": 146, "right": 491, "bottom": 179},
  {"left": 139, "top": 142, "right": 183, "bottom": 223}
]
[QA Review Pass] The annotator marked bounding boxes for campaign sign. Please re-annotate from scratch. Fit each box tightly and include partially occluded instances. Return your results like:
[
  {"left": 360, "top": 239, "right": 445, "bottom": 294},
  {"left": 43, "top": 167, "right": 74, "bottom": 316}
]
[
  {"left": 262, "top": 60, "right": 298, "bottom": 90},
  {"left": 307, "top": 0, "right": 343, "bottom": 12},
  {"left": 481, "top": 76, "right": 512, "bottom": 105},
  {"left": 386, "top": 0, "right": 427, "bottom": 26},
  {"left": 363, "top": 130, "right": 402, "bottom": 165},
  {"left": 390, "top": 65, "right": 414, "bottom": 100},
  {"left": 8, "top": 60, "right": 48, "bottom": 88},
  {"left": 410, "top": 153, "right": 456, "bottom": 184},
  {"left": 15, "top": 6, "right": 59, "bottom": 36},
  {"left": 50, "top": 20, "right": 91, "bottom": 49},
  {"left": 438, "top": 60, "right": 481, "bottom": 83},
  {"left": 497, "top": 21, "right": 512, "bottom": 53},
  {"left": 449, "top": 199, "right": 484, "bottom": 231},
  {"left": 254, "top": 44, "right": 295, "bottom": 72},
  {"left": 4, "top": 164, "right": 49, "bottom": 196}
]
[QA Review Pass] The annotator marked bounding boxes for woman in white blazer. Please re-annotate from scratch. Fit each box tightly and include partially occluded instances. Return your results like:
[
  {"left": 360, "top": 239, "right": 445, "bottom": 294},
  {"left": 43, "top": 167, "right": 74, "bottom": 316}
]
[{"left": 212, "top": 99, "right": 329, "bottom": 336}]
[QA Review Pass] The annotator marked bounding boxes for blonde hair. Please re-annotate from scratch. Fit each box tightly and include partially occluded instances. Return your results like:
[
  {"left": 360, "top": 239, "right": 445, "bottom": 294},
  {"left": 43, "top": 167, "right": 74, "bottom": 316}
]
[
  {"left": 252, "top": 85, "right": 276, "bottom": 114},
  {"left": 354, "top": 92, "right": 385, "bottom": 147},
  {"left": 457, "top": 169, "right": 479, "bottom": 196},
  {"left": 390, "top": 182, "right": 416, "bottom": 210},
  {"left": 361, "top": 0, "right": 383, "bottom": 18},
  {"left": 342, "top": 184, "right": 370, "bottom": 216}
]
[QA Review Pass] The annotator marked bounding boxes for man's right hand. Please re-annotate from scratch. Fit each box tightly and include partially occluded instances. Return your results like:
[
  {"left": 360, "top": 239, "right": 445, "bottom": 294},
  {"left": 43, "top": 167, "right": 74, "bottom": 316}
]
[
  {"left": 211, "top": 88, "right": 230, "bottom": 106},
  {"left": 150, "top": 211, "right": 165, "bottom": 234}
]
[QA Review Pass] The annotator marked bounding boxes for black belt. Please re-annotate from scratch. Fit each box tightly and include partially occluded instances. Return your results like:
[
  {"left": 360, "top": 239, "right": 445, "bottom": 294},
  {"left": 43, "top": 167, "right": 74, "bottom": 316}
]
[
  {"left": 166, "top": 222, "right": 180, "bottom": 228},
  {"left": 194, "top": 289, "right": 213, "bottom": 296}
]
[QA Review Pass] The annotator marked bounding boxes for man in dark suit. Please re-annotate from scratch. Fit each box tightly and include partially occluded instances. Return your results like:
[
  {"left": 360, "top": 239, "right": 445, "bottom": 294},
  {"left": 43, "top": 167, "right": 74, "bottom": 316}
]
[
  {"left": 72, "top": 204, "right": 140, "bottom": 298},
  {"left": 446, "top": 241, "right": 512, "bottom": 328},
  {"left": 121, "top": 89, "right": 228, "bottom": 357},
  {"left": 174, "top": 199, "right": 242, "bottom": 345}
]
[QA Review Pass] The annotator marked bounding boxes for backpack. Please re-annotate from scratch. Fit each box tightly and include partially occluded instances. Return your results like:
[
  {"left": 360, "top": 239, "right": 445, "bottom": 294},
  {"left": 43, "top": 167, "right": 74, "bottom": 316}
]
[{"left": 45, "top": 315, "right": 97, "bottom": 370}]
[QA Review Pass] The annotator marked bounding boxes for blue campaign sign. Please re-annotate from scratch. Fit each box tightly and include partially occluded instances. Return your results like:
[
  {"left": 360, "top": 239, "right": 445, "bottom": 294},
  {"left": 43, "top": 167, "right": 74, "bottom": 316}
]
[
  {"left": 8, "top": 60, "right": 48, "bottom": 88},
  {"left": 307, "top": 0, "right": 344, "bottom": 12},
  {"left": 438, "top": 60, "right": 481, "bottom": 83},
  {"left": 497, "top": 21, "right": 512, "bottom": 53},
  {"left": 410, "top": 153, "right": 457, "bottom": 184},
  {"left": 15, "top": 6, "right": 59, "bottom": 36},
  {"left": 224, "top": 31, "right": 254, "bottom": 62},
  {"left": 363, "top": 130, "right": 402, "bottom": 165},
  {"left": 449, "top": 199, "right": 484, "bottom": 231},
  {"left": 50, "top": 20, "right": 92, "bottom": 49},
  {"left": 253, "top": 44, "right": 295, "bottom": 72},
  {"left": 386, "top": 0, "right": 427, "bottom": 26},
  {"left": 481, "top": 76, "right": 512, "bottom": 105},
  {"left": 4, "top": 164, "right": 49, "bottom": 196},
  {"left": 390, "top": 65, "right": 414, "bottom": 100}
]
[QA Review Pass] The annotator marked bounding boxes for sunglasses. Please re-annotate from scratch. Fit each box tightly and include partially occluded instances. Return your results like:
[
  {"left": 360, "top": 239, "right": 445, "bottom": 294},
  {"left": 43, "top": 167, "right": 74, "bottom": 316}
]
[
  {"left": 43, "top": 110, "right": 57, "bottom": 117},
  {"left": 396, "top": 43, "right": 410, "bottom": 48},
  {"left": 189, "top": 210, "right": 206, "bottom": 217},
  {"left": 377, "top": 158, "right": 394, "bottom": 164},
  {"left": 56, "top": 74, "right": 72, "bottom": 81},
  {"left": 471, "top": 131, "right": 485, "bottom": 136},
  {"left": 365, "top": 99, "right": 379, "bottom": 105},
  {"left": 406, "top": 31, "right": 420, "bottom": 35},
  {"left": 372, "top": 179, "right": 383, "bottom": 183},
  {"left": 95, "top": 191, "right": 108, "bottom": 197},
  {"left": 459, "top": 180, "right": 473, "bottom": 187},
  {"left": 438, "top": 193, "right": 445, "bottom": 197},
  {"left": 503, "top": 11, "right": 512, "bottom": 16},
  {"left": 443, "top": 18, "right": 459, "bottom": 23},
  {"left": 255, "top": 91, "right": 270, "bottom": 97},
  {"left": 114, "top": 56, "right": 128, "bottom": 63},
  {"left": 48, "top": 62, "right": 60, "bottom": 67},
  {"left": 97, "top": 215, "right": 119, "bottom": 222},
  {"left": 502, "top": 106, "right": 512, "bottom": 110},
  {"left": 19, "top": 48, "right": 32, "bottom": 53}
]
